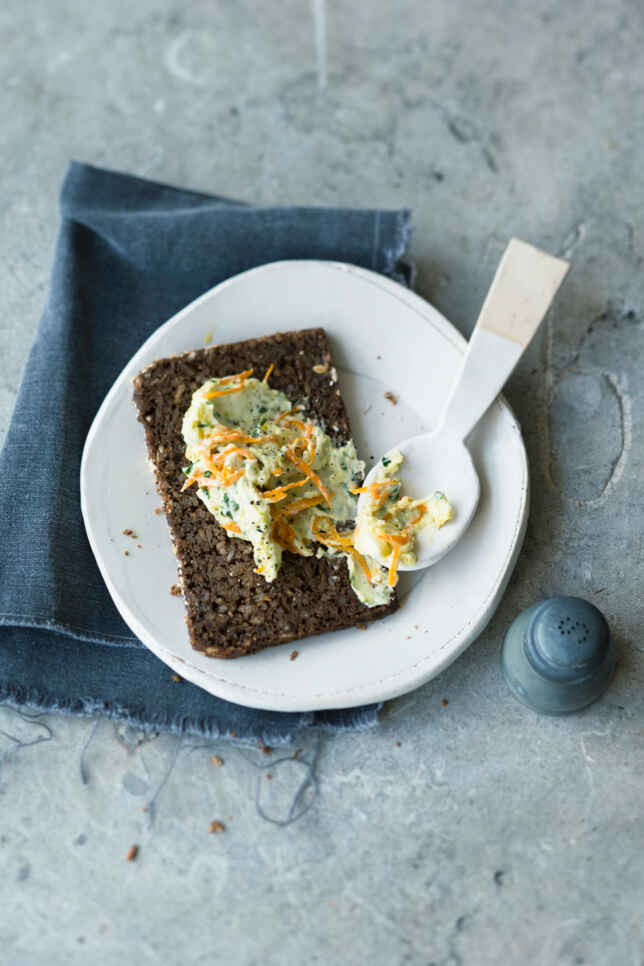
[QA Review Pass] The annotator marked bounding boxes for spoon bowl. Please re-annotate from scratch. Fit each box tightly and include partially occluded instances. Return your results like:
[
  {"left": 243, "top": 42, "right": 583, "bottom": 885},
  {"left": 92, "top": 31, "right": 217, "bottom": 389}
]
[{"left": 354, "top": 430, "right": 480, "bottom": 570}]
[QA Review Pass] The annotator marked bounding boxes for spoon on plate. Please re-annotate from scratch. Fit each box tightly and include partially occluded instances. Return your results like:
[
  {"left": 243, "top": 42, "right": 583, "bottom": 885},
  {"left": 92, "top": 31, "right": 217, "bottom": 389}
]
[{"left": 354, "top": 238, "right": 570, "bottom": 572}]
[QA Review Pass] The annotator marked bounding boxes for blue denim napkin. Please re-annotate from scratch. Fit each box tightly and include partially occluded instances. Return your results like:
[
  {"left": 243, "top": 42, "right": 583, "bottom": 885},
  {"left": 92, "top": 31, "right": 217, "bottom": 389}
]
[{"left": 0, "top": 162, "right": 411, "bottom": 743}]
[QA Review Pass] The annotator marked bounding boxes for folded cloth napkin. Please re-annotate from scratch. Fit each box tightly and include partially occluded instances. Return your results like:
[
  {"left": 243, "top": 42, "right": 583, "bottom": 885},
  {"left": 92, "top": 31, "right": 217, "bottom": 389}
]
[{"left": 0, "top": 162, "right": 411, "bottom": 743}]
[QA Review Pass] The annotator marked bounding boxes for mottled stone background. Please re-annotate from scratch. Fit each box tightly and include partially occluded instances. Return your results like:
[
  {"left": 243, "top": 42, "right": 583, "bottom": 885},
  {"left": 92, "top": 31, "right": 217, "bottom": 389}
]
[{"left": 1, "top": 1, "right": 642, "bottom": 963}]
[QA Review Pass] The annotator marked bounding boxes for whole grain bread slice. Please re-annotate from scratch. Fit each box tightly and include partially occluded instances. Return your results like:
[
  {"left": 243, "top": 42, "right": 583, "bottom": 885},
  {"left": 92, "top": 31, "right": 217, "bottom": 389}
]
[{"left": 133, "top": 327, "right": 397, "bottom": 658}]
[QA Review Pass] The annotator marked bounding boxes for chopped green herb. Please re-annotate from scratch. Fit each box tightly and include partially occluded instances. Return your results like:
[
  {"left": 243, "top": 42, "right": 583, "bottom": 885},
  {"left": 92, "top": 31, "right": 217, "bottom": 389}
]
[
  {"left": 381, "top": 456, "right": 391, "bottom": 467},
  {"left": 182, "top": 463, "right": 194, "bottom": 475},
  {"left": 203, "top": 470, "right": 212, "bottom": 478}
]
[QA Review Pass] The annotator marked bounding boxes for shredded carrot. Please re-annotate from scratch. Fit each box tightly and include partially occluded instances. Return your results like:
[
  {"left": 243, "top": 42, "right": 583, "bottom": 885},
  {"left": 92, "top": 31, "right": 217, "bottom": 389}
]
[
  {"left": 286, "top": 451, "right": 332, "bottom": 508},
  {"left": 371, "top": 503, "right": 428, "bottom": 554},
  {"left": 271, "top": 517, "right": 299, "bottom": 553},
  {"left": 206, "top": 429, "right": 276, "bottom": 446},
  {"left": 222, "top": 521, "right": 242, "bottom": 534},
  {"left": 203, "top": 369, "right": 253, "bottom": 399},
  {"left": 261, "top": 478, "right": 310, "bottom": 502},
  {"left": 199, "top": 449, "right": 222, "bottom": 475},
  {"left": 263, "top": 363, "right": 275, "bottom": 383},
  {"left": 375, "top": 489, "right": 397, "bottom": 510},
  {"left": 287, "top": 432, "right": 316, "bottom": 466},
  {"left": 204, "top": 384, "right": 247, "bottom": 399},
  {"left": 281, "top": 416, "right": 308, "bottom": 434},
  {"left": 350, "top": 549, "right": 374, "bottom": 585},
  {"left": 351, "top": 479, "right": 398, "bottom": 509},
  {"left": 312, "top": 516, "right": 354, "bottom": 548},
  {"left": 304, "top": 428, "right": 316, "bottom": 463},
  {"left": 182, "top": 465, "right": 233, "bottom": 491},
  {"left": 205, "top": 369, "right": 253, "bottom": 388},
  {"left": 378, "top": 531, "right": 412, "bottom": 548},
  {"left": 220, "top": 468, "right": 244, "bottom": 485},
  {"left": 388, "top": 544, "right": 402, "bottom": 587},
  {"left": 276, "top": 495, "right": 324, "bottom": 517},
  {"left": 351, "top": 481, "right": 393, "bottom": 495},
  {"left": 213, "top": 446, "right": 257, "bottom": 464},
  {"left": 204, "top": 429, "right": 245, "bottom": 443},
  {"left": 408, "top": 505, "right": 427, "bottom": 528},
  {"left": 351, "top": 480, "right": 397, "bottom": 504}
]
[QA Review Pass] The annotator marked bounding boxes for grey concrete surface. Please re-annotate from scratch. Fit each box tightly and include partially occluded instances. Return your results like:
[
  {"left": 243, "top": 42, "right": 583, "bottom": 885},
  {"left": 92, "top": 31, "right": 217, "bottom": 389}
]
[{"left": 1, "top": 1, "right": 643, "bottom": 963}]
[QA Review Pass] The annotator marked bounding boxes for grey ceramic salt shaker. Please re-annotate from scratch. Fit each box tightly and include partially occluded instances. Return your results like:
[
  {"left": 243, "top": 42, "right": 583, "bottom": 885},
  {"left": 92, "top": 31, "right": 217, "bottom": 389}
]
[{"left": 501, "top": 596, "right": 615, "bottom": 715}]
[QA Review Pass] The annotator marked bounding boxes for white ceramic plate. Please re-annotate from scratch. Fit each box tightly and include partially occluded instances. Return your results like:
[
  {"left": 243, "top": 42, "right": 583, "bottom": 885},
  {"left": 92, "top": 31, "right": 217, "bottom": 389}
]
[{"left": 81, "top": 261, "right": 528, "bottom": 712}]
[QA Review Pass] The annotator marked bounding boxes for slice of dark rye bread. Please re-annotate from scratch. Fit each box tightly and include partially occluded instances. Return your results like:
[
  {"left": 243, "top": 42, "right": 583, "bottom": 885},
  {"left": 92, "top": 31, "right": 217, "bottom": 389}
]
[{"left": 133, "top": 327, "right": 398, "bottom": 659}]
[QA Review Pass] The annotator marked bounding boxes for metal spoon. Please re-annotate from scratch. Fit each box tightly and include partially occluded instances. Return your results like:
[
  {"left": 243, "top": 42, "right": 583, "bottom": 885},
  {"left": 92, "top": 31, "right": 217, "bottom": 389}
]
[{"left": 354, "top": 238, "right": 570, "bottom": 571}]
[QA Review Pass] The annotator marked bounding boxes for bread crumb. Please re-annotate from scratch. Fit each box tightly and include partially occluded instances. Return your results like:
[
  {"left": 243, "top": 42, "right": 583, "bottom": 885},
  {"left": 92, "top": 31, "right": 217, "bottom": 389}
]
[
  {"left": 137, "top": 544, "right": 142, "bottom": 550},
  {"left": 258, "top": 741, "right": 272, "bottom": 755},
  {"left": 384, "top": 391, "right": 398, "bottom": 405},
  {"left": 405, "top": 635, "right": 412, "bottom": 640},
  {"left": 124, "top": 551, "right": 129, "bottom": 556},
  {"left": 170, "top": 584, "right": 182, "bottom": 596},
  {"left": 211, "top": 755, "right": 224, "bottom": 767},
  {"left": 209, "top": 820, "right": 225, "bottom": 834},
  {"left": 154, "top": 507, "right": 164, "bottom": 515},
  {"left": 441, "top": 698, "right": 449, "bottom": 708},
  {"left": 356, "top": 624, "right": 367, "bottom": 631},
  {"left": 230, "top": 731, "right": 237, "bottom": 738},
  {"left": 289, "top": 650, "right": 299, "bottom": 661},
  {"left": 125, "top": 845, "right": 139, "bottom": 862},
  {"left": 171, "top": 673, "right": 182, "bottom": 683},
  {"left": 395, "top": 741, "right": 401, "bottom": 748},
  {"left": 266, "top": 774, "right": 272, "bottom": 780},
  {"left": 291, "top": 748, "right": 302, "bottom": 760},
  {"left": 123, "top": 529, "right": 133, "bottom": 535},
  {"left": 313, "top": 362, "right": 329, "bottom": 374}
]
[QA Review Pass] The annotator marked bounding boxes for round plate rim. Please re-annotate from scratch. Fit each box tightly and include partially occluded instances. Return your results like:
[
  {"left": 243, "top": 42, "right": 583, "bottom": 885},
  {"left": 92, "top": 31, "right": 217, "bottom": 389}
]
[{"left": 81, "top": 259, "right": 529, "bottom": 711}]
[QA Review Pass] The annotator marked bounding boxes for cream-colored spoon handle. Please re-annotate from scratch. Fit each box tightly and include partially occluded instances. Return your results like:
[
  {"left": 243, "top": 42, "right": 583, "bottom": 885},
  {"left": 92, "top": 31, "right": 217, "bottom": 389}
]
[{"left": 437, "top": 238, "right": 569, "bottom": 442}]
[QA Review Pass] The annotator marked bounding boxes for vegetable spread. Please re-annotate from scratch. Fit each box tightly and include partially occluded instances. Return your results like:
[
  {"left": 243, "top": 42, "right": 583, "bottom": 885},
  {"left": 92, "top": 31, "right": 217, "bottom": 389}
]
[
  {"left": 181, "top": 367, "right": 451, "bottom": 607},
  {"left": 354, "top": 449, "right": 453, "bottom": 573}
]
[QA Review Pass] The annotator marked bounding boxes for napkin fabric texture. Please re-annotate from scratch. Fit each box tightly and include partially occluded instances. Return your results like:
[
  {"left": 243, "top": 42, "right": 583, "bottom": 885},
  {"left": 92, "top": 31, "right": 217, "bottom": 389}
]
[{"left": 0, "top": 162, "right": 411, "bottom": 743}]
